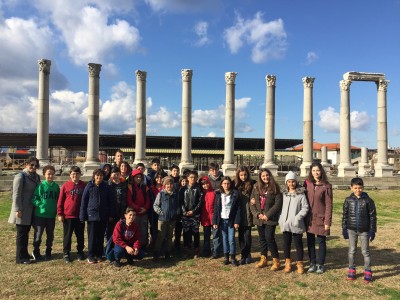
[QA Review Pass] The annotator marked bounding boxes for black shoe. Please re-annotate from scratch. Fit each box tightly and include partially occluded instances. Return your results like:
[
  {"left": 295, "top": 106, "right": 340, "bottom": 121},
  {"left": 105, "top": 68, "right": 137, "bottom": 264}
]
[
  {"left": 64, "top": 255, "right": 71, "bottom": 264},
  {"left": 32, "top": 251, "right": 43, "bottom": 261},
  {"left": 114, "top": 260, "right": 121, "bottom": 268},
  {"left": 77, "top": 252, "right": 85, "bottom": 261},
  {"left": 19, "top": 259, "right": 33, "bottom": 264},
  {"left": 239, "top": 256, "right": 246, "bottom": 265},
  {"left": 231, "top": 255, "right": 239, "bottom": 267},
  {"left": 127, "top": 259, "right": 134, "bottom": 265},
  {"left": 45, "top": 253, "right": 52, "bottom": 261},
  {"left": 223, "top": 254, "right": 230, "bottom": 265}
]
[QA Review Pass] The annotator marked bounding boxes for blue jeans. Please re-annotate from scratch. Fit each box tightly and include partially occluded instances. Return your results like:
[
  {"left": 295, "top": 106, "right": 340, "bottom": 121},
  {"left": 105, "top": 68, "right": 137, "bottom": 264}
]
[
  {"left": 212, "top": 227, "right": 223, "bottom": 256},
  {"left": 220, "top": 219, "right": 236, "bottom": 255},
  {"left": 348, "top": 230, "right": 370, "bottom": 269},
  {"left": 306, "top": 232, "right": 326, "bottom": 265},
  {"left": 114, "top": 244, "right": 144, "bottom": 261}
]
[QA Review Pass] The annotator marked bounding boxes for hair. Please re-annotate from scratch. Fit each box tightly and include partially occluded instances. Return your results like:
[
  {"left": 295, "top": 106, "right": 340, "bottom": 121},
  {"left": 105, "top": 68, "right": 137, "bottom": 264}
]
[
  {"left": 69, "top": 166, "right": 81, "bottom": 174},
  {"left": 115, "top": 149, "right": 124, "bottom": 156},
  {"left": 26, "top": 157, "right": 39, "bottom": 167},
  {"left": 151, "top": 158, "right": 161, "bottom": 165},
  {"left": 351, "top": 177, "right": 364, "bottom": 186},
  {"left": 307, "top": 162, "right": 329, "bottom": 184},
  {"left": 42, "top": 165, "right": 55, "bottom": 175},
  {"left": 125, "top": 206, "right": 136, "bottom": 214},
  {"left": 219, "top": 176, "right": 233, "bottom": 193},
  {"left": 136, "top": 162, "right": 145, "bottom": 169},
  {"left": 234, "top": 166, "right": 254, "bottom": 194},
  {"left": 162, "top": 176, "right": 174, "bottom": 186},
  {"left": 188, "top": 170, "right": 198, "bottom": 178},
  {"left": 179, "top": 176, "right": 188, "bottom": 187},
  {"left": 257, "top": 168, "right": 281, "bottom": 195},
  {"left": 182, "top": 169, "right": 191, "bottom": 176},
  {"left": 120, "top": 161, "right": 132, "bottom": 175},
  {"left": 92, "top": 168, "right": 105, "bottom": 179},
  {"left": 152, "top": 171, "right": 166, "bottom": 185},
  {"left": 110, "top": 166, "right": 120, "bottom": 174},
  {"left": 170, "top": 164, "right": 179, "bottom": 171},
  {"left": 102, "top": 164, "right": 111, "bottom": 171},
  {"left": 208, "top": 162, "right": 219, "bottom": 170}
]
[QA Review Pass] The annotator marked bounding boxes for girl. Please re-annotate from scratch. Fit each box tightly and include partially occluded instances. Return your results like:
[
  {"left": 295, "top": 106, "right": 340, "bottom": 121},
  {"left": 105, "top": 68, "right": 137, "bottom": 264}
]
[
  {"left": 304, "top": 162, "right": 333, "bottom": 274},
  {"left": 199, "top": 176, "right": 216, "bottom": 257},
  {"left": 279, "top": 171, "right": 309, "bottom": 274},
  {"left": 234, "top": 166, "right": 255, "bottom": 265},
  {"left": 149, "top": 171, "right": 165, "bottom": 249},
  {"left": 212, "top": 177, "right": 241, "bottom": 266},
  {"left": 120, "top": 161, "right": 132, "bottom": 182},
  {"left": 250, "top": 168, "right": 282, "bottom": 271}
]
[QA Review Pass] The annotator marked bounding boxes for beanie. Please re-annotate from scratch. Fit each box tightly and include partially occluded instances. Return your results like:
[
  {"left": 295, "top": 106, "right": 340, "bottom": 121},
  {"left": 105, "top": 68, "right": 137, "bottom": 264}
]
[
  {"left": 162, "top": 176, "right": 174, "bottom": 186},
  {"left": 285, "top": 171, "right": 297, "bottom": 184}
]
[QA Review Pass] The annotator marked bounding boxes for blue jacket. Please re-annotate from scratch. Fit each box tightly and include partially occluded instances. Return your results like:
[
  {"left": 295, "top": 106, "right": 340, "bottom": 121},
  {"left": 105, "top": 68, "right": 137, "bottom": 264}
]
[
  {"left": 80, "top": 180, "right": 114, "bottom": 222},
  {"left": 212, "top": 190, "right": 241, "bottom": 227},
  {"left": 153, "top": 189, "right": 181, "bottom": 222}
]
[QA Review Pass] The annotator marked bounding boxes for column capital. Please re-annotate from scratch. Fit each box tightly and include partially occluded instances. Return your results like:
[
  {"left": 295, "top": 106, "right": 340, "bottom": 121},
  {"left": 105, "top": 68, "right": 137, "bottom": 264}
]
[
  {"left": 340, "top": 79, "right": 351, "bottom": 91},
  {"left": 302, "top": 76, "right": 315, "bottom": 88},
  {"left": 225, "top": 72, "right": 237, "bottom": 84},
  {"left": 136, "top": 70, "right": 147, "bottom": 81},
  {"left": 265, "top": 74, "right": 276, "bottom": 87},
  {"left": 377, "top": 79, "right": 390, "bottom": 91},
  {"left": 38, "top": 59, "right": 51, "bottom": 74},
  {"left": 88, "top": 63, "right": 102, "bottom": 77},
  {"left": 181, "top": 69, "right": 193, "bottom": 82}
]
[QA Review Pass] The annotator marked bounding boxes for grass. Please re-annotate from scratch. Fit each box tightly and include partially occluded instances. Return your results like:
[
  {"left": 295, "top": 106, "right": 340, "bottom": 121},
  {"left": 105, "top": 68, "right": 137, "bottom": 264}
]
[{"left": 0, "top": 189, "right": 400, "bottom": 299}]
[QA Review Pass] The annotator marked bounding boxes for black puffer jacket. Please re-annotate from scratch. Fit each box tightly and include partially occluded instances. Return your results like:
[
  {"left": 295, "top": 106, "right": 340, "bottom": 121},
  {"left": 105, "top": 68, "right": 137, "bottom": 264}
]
[{"left": 342, "top": 192, "right": 377, "bottom": 233}]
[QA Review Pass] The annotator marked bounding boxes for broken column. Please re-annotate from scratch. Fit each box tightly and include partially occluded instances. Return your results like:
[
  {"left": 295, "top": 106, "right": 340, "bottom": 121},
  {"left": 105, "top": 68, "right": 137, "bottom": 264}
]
[{"left": 358, "top": 147, "right": 371, "bottom": 177}]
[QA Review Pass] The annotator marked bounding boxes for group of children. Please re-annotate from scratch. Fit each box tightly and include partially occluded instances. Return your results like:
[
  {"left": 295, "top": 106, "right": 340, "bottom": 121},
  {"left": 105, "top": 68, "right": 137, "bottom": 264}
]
[{"left": 9, "top": 155, "right": 377, "bottom": 283}]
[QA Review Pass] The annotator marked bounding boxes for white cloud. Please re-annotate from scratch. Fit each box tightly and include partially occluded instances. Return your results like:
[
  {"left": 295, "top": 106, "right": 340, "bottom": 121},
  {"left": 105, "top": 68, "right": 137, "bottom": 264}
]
[
  {"left": 223, "top": 12, "right": 287, "bottom": 63},
  {"left": 305, "top": 51, "right": 318, "bottom": 65},
  {"left": 145, "top": 0, "right": 221, "bottom": 13},
  {"left": 193, "top": 21, "right": 211, "bottom": 46},
  {"left": 147, "top": 107, "right": 181, "bottom": 128},
  {"left": 318, "top": 106, "right": 372, "bottom": 133},
  {"left": 207, "top": 132, "right": 216, "bottom": 137}
]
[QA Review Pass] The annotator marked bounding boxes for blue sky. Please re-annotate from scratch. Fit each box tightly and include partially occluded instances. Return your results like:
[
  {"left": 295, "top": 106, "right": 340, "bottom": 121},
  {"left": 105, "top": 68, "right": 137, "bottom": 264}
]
[{"left": 1, "top": 0, "right": 400, "bottom": 149}]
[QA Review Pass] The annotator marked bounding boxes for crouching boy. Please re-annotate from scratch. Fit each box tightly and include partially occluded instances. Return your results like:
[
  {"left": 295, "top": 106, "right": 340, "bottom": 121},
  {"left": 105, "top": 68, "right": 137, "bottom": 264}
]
[{"left": 112, "top": 207, "right": 143, "bottom": 267}]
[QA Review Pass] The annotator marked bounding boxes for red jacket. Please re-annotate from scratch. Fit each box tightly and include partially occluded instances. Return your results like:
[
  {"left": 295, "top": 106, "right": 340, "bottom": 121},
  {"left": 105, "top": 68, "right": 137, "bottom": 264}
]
[
  {"left": 57, "top": 180, "right": 86, "bottom": 218},
  {"left": 113, "top": 219, "right": 141, "bottom": 249},
  {"left": 200, "top": 176, "right": 215, "bottom": 227},
  {"left": 130, "top": 184, "right": 151, "bottom": 215}
]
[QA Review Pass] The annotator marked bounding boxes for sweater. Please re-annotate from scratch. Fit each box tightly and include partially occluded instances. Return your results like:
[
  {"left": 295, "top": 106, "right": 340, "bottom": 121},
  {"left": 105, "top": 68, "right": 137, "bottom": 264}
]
[
  {"left": 32, "top": 180, "right": 60, "bottom": 218},
  {"left": 113, "top": 219, "right": 141, "bottom": 249},
  {"left": 57, "top": 180, "right": 86, "bottom": 219},
  {"left": 279, "top": 187, "right": 309, "bottom": 234}
]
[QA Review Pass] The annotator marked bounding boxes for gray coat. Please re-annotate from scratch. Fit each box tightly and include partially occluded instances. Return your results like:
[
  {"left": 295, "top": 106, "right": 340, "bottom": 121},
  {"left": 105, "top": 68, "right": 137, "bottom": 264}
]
[
  {"left": 8, "top": 169, "right": 41, "bottom": 225},
  {"left": 278, "top": 187, "right": 309, "bottom": 234}
]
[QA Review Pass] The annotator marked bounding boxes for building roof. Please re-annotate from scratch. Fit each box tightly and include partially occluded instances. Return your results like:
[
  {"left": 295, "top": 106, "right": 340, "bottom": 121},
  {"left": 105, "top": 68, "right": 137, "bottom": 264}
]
[{"left": 291, "top": 142, "right": 361, "bottom": 151}]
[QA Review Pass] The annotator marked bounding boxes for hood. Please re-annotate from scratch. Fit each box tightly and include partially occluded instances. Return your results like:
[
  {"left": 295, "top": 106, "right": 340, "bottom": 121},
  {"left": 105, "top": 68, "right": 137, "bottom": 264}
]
[{"left": 199, "top": 175, "right": 213, "bottom": 191}]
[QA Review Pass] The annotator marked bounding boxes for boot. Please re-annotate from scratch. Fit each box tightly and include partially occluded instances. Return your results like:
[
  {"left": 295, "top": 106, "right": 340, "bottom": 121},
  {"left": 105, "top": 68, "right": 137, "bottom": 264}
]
[
  {"left": 296, "top": 261, "right": 304, "bottom": 274},
  {"left": 239, "top": 255, "right": 246, "bottom": 265},
  {"left": 223, "top": 253, "right": 229, "bottom": 265},
  {"left": 256, "top": 255, "right": 267, "bottom": 268},
  {"left": 230, "top": 255, "right": 239, "bottom": 267},
  {"left": 271, "top": 257, "right": 280, "bottom": 271},
  {"left": 284, "top": 258, "right": 291, "bottom": 273}
]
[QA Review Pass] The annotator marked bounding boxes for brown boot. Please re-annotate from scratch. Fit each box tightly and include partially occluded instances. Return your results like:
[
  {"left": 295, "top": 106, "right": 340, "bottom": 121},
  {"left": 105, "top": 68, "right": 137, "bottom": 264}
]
[
  {"left": 296, "top": 261, "right": 304, "bottom": 274},
  {"left": 284, "top": 258, "right": 292, "bottom": 273},
  {"left": 256, "top": 255, "right": 267, "bottom": 268},
  {"left": 270, "top": 258, "right": 280, "bottom": 271}
]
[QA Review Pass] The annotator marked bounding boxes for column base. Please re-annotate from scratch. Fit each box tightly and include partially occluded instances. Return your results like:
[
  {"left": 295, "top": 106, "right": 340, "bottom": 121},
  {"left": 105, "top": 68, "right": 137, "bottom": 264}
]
[
  {"left": 84, "top": 161, "right": 101, "bottom": 176},
  {"left": 374, "top": 163, "right": 393, "bottom": 177},
  {"left": 357, "top": 163, "right": 371, "bottom": 177},
  {"left": 321, "top": 162, "right": 331, "bottom": 175},
  {"left": 178, "top": 162, "right": 195, "bottom": 175},
  {"left": 300, "top": 162, "right": 312, "bottom": 177},
  {"left": 261, "top": 163, "right": 278, "bottom": 176},
  {"left": 222, "top": 164, "right": 236, "bottom": 177},
  {"left": 337, "top": 163, "right": 356, "bottom": 177}
]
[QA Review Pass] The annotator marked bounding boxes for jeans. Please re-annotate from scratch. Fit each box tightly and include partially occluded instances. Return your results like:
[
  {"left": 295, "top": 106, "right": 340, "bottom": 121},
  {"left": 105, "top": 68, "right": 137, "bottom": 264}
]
[
  {"left": 114, "top": 244, "right": 144, "bottom": 261},
  {"left": 348, "top": 230, "right": 371, "bottom": 269},
  {"left": 282, "top": 231, "right": 304, "bottom": 261},
  {"left": 33, "top": 216, "right": 55, "bottom": 254},
  {"left": 212, "top": 227, "right": 223, "bottom": 256},
  {"left": 135, "top": 214, "right": 149, "bottom": 249},
  {"left": 238, "top": 225, "right": 252, "bottom": 258},
  {"left": 16, "top": 224, "right": 31, "bottom": 263},
  {"left": 307, "top": 232, "right": 326, "bottom": 265},
  {"left": 220, "top": 219, "right": 236, "bottom": 255},
  {"left": 63, "top": 218, "right": 85, "bottom": 254},
  {"left": 202, "top": 226, "right": 212, "bottom": 256},
  {"left": 256, "top": 224, "right": 279, "bottom": 259},
  {"left": 87, "top": 220, "right": 107, "bottom": 259}
]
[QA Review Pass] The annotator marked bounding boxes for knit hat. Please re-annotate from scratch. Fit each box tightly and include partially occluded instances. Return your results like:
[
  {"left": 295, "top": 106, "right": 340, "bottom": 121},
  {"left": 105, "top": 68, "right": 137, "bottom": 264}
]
[
  {"left": 131, "top": 169, "right": 142, "bottom": 178},
  {"left": 162, "top": 176, "right": 174, "bottom": 186},
  {"left": 285, "top": 171, "right": 297, "bottom": 184}
]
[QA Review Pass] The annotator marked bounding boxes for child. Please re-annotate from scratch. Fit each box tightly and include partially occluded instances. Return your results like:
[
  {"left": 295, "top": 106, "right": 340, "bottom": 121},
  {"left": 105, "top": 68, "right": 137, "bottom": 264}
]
[
  {"left": 174, "top": 176, "right": 188, "bottom": 252},
  {"left": 208, "top": 163, "right": 223, "bottom": 192},
  {"left": 136, "top": 163, "right": 152, "bottom": 187},
  {"left": 101, "top": 163, "right": 112, "bottom": 181},
  {"left": 149, "top": 171, "right": 166, "bottom": 249},
  {"left": 120, "top": 161, "right": 132, "bottom": 182},
  {"left": 212, "top": 176, "right": 241, "bottom": 266},
  {"left": 169, "top": 164, "right": 180, "bottom": 189},
  {"left": 80, "top": 169, "right": 114, "bottom": 264},
  {"left": 113, "top": 149, "right": 124, "bottom": 168},
  {"left": 279, "top": 171, "right": 309, "bottom": 274},
  {"left": 199, "top": 176, "right": 216, "bottom": 257},
  {"left": 153, "top": 176, "right": 181, "bottom": 259},
  {"left": 250, "top": 168, "right": 282, "bottom": 271},
  {"left": 32, "top": 165, "right": 60, "bottom": 261},
  {"left": 112, "top": 207, "right": 142, "bottom": 267},
  {"left": 147, "top": 158, "right": 168, "bottom": 180},
  {"left": 180, "top": 170, "right": 202, "bottom": 258},
  {"left": 342, "top": 177, "right": 377, "bottom": 283},
  {"left": 57, "top": 166, "right": 86, "bottom": 263},
  {"left": 234, "top": 166, "right": 256, "bottom": 265}
]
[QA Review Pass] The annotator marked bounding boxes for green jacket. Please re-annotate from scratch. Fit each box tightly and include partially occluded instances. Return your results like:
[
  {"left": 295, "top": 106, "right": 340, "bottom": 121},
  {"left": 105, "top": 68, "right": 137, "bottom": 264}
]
[{"left": 32, "top": 180, "right": 60, "bottom": 218}]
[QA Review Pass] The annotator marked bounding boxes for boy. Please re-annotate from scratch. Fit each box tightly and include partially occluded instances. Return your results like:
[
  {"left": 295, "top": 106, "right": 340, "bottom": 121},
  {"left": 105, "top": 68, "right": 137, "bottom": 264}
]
[
  {"left": 147, "top": 158, "right": 168, "bottom": 180},
  {"left": 208, "top": 163, "right": 223, "bottom": 192},
  {"left": 136, "top": 163, "right": 152, "bottom": 187},
  {"left": 342, "top": 177, "right": 377, "bottom": 283},
  {"left": 32, "top": 165, "right": 60, "bottom": 261},
  {"left": 113, "top": 149, "right": 124, "bottom": 168},
  {"left": 112, "top": 207, "right": 142, "bottom": 267},
  {"left": 169, "top": 164, "right": 180, "bottom": 190},
  {"left": 57, "top": 166, "right": 86, "bottom": 263}
]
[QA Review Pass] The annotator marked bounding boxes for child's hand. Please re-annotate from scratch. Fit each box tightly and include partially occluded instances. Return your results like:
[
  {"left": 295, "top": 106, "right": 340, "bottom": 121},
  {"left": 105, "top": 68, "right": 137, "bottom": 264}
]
[
  {"left": 369, "top": 231, "right": 375, "bottom": 242},
  {"left": 324, "top": 225, "right": 330, "bottom": 231},
  {"left": 16, "top": 211, "right": 22, "bottom": 218},
  {"left": 133, "top": 248, "right": 139, "bottom": 256},
  {"left": 234, "top": 224, "right": 239, "bottom": 229},
  {"left": 58, "top": 215, "right": 64, "bottom": 222},
  {"left": 250, "top": 198, "right": 256, "bottom": 205},
  {"left": 342, "top": 228, "right": 349, "bottom": 239},
  {"left": 187, "top": 211, "right": 193, "bottom": 216},
  {"left": 213, "top": 225, "right": 218, "bottom": 229},
  {"left": 126, "top": 246, "right": 134, "bottom": 255}
]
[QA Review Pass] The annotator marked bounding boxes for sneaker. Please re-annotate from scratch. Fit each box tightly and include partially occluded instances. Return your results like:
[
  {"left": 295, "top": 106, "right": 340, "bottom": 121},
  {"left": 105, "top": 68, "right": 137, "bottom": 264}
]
[
  {"left": 77, "top": 252, "right": 85, "bottom": 261},
  {"left": 114, "top": 260, "right": 121, "bottom": 268},
  {"left": 308, "top": 263, "right": 316, "bottom": 273},
  {"left": 19, "top": 258, "right": 33, "bottom": 264},
  {"left": 245, "top": 256, "right": 253, "bottom": 264},
  {"left": 32, "top": 251, "right": 43, "bottom": 261},
  {"left": 127, "top": 258, "right": 134, "bottom": 265},
  {"left": 363, "top": 269, "right": 373, "bottom": 283},
  {"left": 45, "top": 253, "right": 52, "bottom": 261},
  {"left": 316, "top": 264, "right": 325, "bottom": 274},
  {"left": 239, "top": 257, "right": 246, "bottom": 265},
  {"left": 347, "top": 267, "right": 356, "bottom": 280},
  {"left": 87, "top": 257, "right": 97, "bottom": 264},
  {"left": 64, "top": 255, "right": 71, "bottom": 264}
]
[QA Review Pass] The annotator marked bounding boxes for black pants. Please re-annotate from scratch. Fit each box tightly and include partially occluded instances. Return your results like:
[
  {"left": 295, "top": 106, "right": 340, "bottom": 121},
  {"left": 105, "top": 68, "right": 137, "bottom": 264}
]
[
  {"left": 105, "top": 219, "right": 117, "bottom": 242},
  {"left": 282, "top": 231, "right": 304, "bottom": 261},
  {"left": 183, "top": 231, "right": 200, "bottom": 249},
  {"left": 174, "top": 220, "right": 182, "bottom": 249},
  {"left": 16, "top": 224, "right": 31, "bottom": 263},
  {"left": 238, "top": 225, "right": 252, "bottom": 258},
  {"left": 63, "top": 218, "right": 85, "bottom": 255},
  {"left": 256, "top": 224, "right": 279, "bottom": 259},
  {"left": 87, "top": 221, "right": 107, "bottom": 259},
  {"left": 33, "top": 216, "right": 55, "bottom": 254},
  {"left": 307, "top": 232, "right": 327, "bottom": 265}
]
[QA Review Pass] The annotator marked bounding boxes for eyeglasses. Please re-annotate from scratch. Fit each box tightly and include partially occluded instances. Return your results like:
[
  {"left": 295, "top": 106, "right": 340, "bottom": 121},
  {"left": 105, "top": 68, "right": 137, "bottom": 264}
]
[{"left": 29, "top": 163, "right": 39, "bottom": 168}]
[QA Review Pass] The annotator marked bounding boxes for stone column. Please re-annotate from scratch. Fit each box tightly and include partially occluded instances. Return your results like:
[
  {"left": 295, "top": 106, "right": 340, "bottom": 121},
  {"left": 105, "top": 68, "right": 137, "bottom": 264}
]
[
  {"left": 321, "top": 146, "right": 331, "bottom": 174},
  {"left": 84, "top": 63, "right": 102, "bottom": 175},
  {"left": 36, "top": 59, "right": 51, "bottom": 166},
  {"left": 262, "top": 75, "right": 278, "bottom": 175},
  {"left": 179, "top": 69, "right": 195, "bottom": 173},
  {"left": 374, "top": 79, "right": 392, "bottom": 177},
  {"left": 358, "top": 147, "right": 371, "bottom": 177},
  {"left": 337, "top": 79, "right": 356, "bottom": 177},
  {"left": 222, "top": 72, "right": 237, "bottom": 176},
  {"left": 134, "top": 70, "right": 147, "bottom": 167},
  {"left": 300, "top": 77, "right": 315, "bottom": 177}
]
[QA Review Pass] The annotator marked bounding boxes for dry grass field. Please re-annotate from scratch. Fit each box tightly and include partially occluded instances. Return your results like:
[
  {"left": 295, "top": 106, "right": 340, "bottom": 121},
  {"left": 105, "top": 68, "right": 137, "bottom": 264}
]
[{"left": 0, "top": 189, "right": 399, "bottom": 299}]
